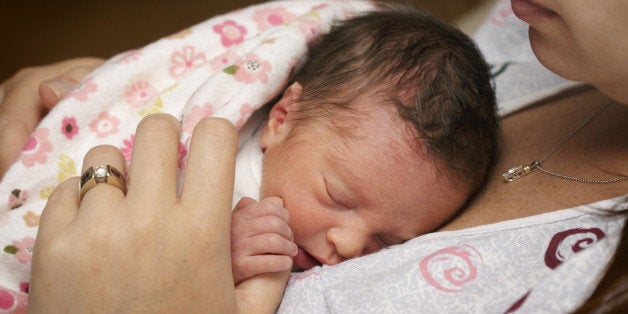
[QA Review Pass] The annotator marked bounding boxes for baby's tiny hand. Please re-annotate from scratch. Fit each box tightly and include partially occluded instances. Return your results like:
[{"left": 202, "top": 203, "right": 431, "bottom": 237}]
[{"left": 231, "top": 197, "right": 297, "bottom": 285}]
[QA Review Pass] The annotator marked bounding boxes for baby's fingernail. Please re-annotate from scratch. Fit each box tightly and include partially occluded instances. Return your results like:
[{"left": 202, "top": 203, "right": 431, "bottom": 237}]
[{"left": 268, "top": 197, "right": 283, "bottom": 206}]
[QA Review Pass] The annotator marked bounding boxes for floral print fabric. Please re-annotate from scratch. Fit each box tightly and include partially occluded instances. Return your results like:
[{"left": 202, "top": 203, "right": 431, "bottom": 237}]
[{"left": 0, "top": 1, "right": 375, "bottom": 311}]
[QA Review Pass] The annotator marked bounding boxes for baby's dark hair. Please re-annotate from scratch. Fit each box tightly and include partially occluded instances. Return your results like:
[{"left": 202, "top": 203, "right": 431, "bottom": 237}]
[{"left": 289, "top": 1, "right": 498, "bottom": 194}]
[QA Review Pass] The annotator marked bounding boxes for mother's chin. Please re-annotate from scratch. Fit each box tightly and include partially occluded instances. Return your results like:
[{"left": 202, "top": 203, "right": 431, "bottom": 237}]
[{"left": 530, "top": 29, "right": 628, "bottom": 105}]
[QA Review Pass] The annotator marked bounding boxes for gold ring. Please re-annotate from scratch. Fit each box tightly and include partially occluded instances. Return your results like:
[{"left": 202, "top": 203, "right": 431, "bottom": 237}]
[{"left": 79, "top": 165, "right": 127, "bottom": 201}]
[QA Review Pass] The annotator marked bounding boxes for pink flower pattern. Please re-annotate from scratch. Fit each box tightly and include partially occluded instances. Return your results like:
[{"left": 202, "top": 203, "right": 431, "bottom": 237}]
[
  {"left": 23, "top": 211, "right": 39, "bottom": 228},
  {"left": 12, "top": 237, "right": 35, "bottom": 264},
  {"left": 232, "top": 53, "right": 272, "bottom": 84},
  {"left": 252, "top": 7, "right": 296, "bottom": 31},
  {"left": 169, "top": 46, "right": 207, "bottom": 79},
  {"left": 183, "top": 103, "right": 214, "bottom": 133},
  {"left": 89, "top": 111, "right": 120, "bottom": 138},
  {"left": 61, "top": 117, "right": 79, "bottom": 139},
  {"left": 120, "top": 134, "right": 135, "bottom": 166},
  {"left": 124, "top": 80, "right": 158, "bottom": 109},
  {"left": 210, "top": 51, "right": 241, "bottom": 72},
  {"left": 235, "top": 103, "right": 255, "bottom": 129},
  {"left": 19, "top": 128, "right": 52, "bottom": 167},
  {"left": 296, "top": 15, "right": 323, "bottom": 41},
  {"left": 0, "top": 289, "right": 19, "bottom": 312},
  {"left": 178, "top": 142, "right": 188, "bottom": 170},
  {"left": 213, "top": 20, "right": 248, "bottom": 48},
  {"left": 8, "top": 189, "right": 28, "bottom": 210},
  {"left": 19, "top": 282, "right": 29, "bottom": 294},
  {"left": 68, "top": 77, "right": 97, "bottom": 101}
]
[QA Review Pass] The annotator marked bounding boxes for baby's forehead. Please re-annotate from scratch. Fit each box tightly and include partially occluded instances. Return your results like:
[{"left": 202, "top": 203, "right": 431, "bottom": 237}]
[
  {"left": 321, "top": 120, "right": 465, "bottom": 194},
  {"left": 324, "top": 132, "right": 437, "bottom": 183}
]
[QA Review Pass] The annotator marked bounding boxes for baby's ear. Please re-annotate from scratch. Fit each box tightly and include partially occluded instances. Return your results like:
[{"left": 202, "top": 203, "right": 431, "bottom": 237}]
[{"left": 260, "top": 82, "right": 302, "bottom": 150}]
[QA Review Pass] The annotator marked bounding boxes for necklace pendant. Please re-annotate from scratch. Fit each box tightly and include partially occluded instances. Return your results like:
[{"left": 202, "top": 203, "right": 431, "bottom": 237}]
[{"left": 502, "top": 161, "right": 539, "bottom": 182}]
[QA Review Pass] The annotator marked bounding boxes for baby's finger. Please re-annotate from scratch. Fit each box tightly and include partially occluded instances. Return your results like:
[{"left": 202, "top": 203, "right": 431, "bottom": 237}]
[
  {"left": 235, "top": 197, "right": 289, "bottom": 222},
  {"left": 240, "top": 215, "right": 294, "bottom": 241},
  {"left": 244, "top": 234, "right": 298, "bottom": 257},
  {"left": 238, "top": 255, "right": 294, "bottom": 276},
  {"left": 233, "top": 197, "right": 257, "bottom": 212}
]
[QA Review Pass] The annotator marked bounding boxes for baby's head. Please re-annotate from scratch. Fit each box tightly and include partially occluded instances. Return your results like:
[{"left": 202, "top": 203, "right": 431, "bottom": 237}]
[{"left": 259, "top": 2, "right": 497, "bottom": 270}]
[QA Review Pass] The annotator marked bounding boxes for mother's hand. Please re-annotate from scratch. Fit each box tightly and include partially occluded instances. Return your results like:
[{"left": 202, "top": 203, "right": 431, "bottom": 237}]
[
  {"left": 0, "top": 57, "right": 103, "bottom": 177},
  {"left": 29, "top": 114, "right": 240, "bottom": 312}
]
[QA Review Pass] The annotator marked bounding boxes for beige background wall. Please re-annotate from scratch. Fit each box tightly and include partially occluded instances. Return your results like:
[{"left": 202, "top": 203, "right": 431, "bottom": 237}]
[{"left": 0, "top": 0, "right": 485, "bottom": 81}]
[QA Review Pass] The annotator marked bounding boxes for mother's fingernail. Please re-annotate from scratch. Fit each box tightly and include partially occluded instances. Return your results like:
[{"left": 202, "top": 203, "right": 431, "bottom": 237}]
[{"left": 45, "top": 79, "right": 74, "bottom": 99}]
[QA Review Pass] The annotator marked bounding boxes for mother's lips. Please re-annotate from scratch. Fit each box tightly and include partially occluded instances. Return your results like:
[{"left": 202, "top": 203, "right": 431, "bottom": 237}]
[
  {"left": 293, "top": 247, "right": 322, "bottom": 271},
  {"left": 511, "top": 0, "right": 557, "bottom": 23}
]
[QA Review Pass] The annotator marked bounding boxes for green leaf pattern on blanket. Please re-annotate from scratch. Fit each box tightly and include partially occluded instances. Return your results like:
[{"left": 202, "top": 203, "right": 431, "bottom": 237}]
[
  {"left": 3, "top": 245, "right": 17, "bottom": 255},
  {"left": 223, "top": 65, "right": 239, "bottom": 75}
]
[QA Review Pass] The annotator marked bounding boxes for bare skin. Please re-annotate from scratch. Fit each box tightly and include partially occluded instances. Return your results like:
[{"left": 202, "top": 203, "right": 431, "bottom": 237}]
[
  {"left": 442, "top": 87, "right": 628, "bottom": 231},
  {"left": 447, "top": 0, "right": 628, "bottom": 232}
]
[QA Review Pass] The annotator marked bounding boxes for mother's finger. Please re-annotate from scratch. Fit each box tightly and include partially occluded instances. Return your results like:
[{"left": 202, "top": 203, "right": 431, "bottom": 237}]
[
  {"left": 39, "top": 59, "right": 103, "bottom": 110},
  {"left": 37, "top": 177, "right": 80, "bottom": 242},
  {"left": 0, "top": 72, "right": 46, "bottom": 177},
  {"left": 79, "top": 145, "right": 127, "bottom": 215},
  {"left": 126, "top": 114, "right": 180, "bottom": 204},
  {"left": 0, "top": 57, "right": 103, "bottom": 178},
  {"left": 181, "top": 117, "right": 238, "bottom": 221}
]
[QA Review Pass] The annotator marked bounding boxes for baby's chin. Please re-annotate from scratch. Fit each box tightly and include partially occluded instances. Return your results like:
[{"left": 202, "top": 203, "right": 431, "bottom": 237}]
[{"left": 292, "top": 246, "right": 322, "bottom": 271}]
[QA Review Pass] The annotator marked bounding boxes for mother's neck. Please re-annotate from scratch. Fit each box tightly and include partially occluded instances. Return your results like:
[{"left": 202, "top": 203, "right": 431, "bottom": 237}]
[{"left": 440, "top": 87, "right": 628, "bottom": 231}]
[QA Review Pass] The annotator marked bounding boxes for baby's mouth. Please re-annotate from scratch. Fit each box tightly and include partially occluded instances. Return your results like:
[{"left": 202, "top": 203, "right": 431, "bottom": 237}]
[{"left": 292, "top": 246, "right": 322, "bottom": 271}]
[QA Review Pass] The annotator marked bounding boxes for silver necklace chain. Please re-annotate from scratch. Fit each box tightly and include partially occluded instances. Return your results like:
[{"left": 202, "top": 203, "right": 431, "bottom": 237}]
[{"left": 503, "top": 101, "right": 628, "bottom": 184}]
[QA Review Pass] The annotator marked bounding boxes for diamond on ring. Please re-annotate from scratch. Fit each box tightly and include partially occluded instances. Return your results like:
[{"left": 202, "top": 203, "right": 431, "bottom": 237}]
[
  {"left": 93, "top": 165, "right": 110, "bottom": 184},
  {"left": 79, "top": 165, "right": 127, "bottom": 201}
]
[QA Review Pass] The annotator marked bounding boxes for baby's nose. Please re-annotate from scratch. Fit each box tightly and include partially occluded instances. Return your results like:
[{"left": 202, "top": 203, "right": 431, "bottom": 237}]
[{"left": 327, "top": 226, "right": 372, "bottom": 260}]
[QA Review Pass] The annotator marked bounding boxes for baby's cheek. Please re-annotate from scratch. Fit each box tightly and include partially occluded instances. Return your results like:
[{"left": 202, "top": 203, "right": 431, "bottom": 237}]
[
  {"left": 366, "top": 239, "right": 385, "bottom": 255},
  {"left": 287, "top": 210, "right": 322, "bottom": 243}
]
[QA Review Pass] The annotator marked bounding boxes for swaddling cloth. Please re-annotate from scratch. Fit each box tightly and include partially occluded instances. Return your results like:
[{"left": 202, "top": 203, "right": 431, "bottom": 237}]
[{"left": 0, "top": 1, "right": 375, "bottom": 311}]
